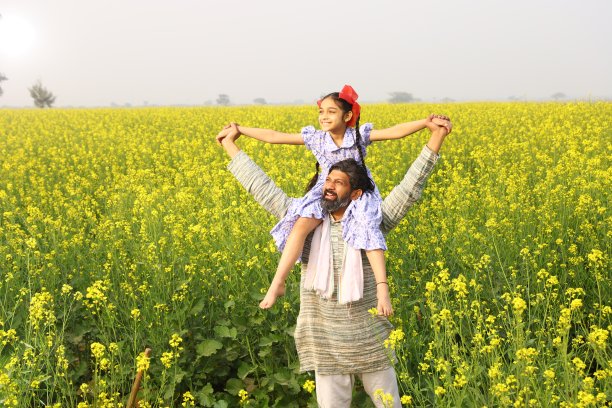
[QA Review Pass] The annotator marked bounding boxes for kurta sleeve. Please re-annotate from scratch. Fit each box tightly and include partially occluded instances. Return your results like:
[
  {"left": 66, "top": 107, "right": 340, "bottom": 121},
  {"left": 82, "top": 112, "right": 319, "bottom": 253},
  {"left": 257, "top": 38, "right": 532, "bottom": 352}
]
[
  {"left": 380, "top": 145, "right": 439, "bottom": 234},
  {"left": 227, "top": 151, "right": 293, "bottom": 219}
]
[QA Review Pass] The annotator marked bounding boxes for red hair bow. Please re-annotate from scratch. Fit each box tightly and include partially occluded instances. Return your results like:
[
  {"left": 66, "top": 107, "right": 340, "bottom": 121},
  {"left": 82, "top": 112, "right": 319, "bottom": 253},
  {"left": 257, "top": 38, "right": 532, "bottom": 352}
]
[
  {"left": 339, "top": 84, "right": 360, "bottom": 127},
  {"left": 317, "top": 84, "right": 361, "bottom": 128}
]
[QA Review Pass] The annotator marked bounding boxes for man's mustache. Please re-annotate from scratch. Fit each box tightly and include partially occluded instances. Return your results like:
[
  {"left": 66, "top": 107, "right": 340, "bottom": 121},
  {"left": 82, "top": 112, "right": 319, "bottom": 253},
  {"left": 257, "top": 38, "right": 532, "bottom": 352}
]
[{"left": 323, "top": 189, "right": 337, "bottom": 199}]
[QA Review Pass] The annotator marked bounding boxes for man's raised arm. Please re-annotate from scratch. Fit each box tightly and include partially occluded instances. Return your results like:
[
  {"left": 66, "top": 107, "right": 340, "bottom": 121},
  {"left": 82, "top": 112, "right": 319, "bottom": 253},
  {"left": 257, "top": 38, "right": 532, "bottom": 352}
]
[
  {"left": 221, "top": 136, "right": 293, "bottom": 220},
  {"left": 381, "top": 126, "right": 449, "bottom": 234}
]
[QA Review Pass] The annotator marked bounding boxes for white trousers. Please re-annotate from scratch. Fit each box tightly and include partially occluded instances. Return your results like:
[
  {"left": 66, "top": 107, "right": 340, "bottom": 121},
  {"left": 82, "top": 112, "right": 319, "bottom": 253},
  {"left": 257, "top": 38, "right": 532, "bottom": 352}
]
[{"left": 315, "top": 367, "right": 401, "bottom": 408}]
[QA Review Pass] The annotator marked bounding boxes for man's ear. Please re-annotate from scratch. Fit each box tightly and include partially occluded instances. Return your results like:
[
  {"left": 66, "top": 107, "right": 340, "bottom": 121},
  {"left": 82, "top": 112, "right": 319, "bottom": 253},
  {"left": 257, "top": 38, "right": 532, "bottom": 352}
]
[{"left": 350, "top": 189, "right": 363, "bottom": 201}]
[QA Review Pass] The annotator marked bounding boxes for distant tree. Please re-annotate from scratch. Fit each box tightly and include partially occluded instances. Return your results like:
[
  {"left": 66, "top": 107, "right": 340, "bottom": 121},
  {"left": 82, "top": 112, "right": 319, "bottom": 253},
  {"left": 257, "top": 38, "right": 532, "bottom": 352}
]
[
  {"left": 388, "top": 92, "right": 414, "bottom": 103},
  {"left": 217, "top": 94, "right": 230, "bottom": 106},
  {"left": 0, "top": 72, "right": 7, "bottom": 97},
  {"left": 253, "top": 97, "right": 267, "bottom": 105},
  {"left": 551, "top": 92, "right": 566, "bottom": 101},
  {"left": 29, "top": 80, "right": 56, "bottom": 108}
]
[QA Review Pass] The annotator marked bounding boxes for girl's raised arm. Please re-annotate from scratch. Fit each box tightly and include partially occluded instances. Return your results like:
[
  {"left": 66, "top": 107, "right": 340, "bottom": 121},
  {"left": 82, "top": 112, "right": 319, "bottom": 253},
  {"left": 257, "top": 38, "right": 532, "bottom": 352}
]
[
  {"left": 235, "top": 125, "right": 304, "bottom": 145},
  {"left": 370, "top": 119, "right": 428, "bottom": 141},
  {"left": 370, "top": 115, "right": 450, "bottom": 142}
]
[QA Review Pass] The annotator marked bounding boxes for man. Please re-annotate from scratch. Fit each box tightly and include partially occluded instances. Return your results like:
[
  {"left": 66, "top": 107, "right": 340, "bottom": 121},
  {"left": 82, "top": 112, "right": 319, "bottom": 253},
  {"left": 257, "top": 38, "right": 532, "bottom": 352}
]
[{"left": 218, "top": 117, "right": 450, "bottom": 407}]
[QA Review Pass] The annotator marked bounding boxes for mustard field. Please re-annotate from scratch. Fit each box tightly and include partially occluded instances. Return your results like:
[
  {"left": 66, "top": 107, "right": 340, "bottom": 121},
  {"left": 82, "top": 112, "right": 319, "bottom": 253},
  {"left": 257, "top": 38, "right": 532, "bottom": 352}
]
[{"left": 0, "top": 102, "right": 610, "bottom": 407}]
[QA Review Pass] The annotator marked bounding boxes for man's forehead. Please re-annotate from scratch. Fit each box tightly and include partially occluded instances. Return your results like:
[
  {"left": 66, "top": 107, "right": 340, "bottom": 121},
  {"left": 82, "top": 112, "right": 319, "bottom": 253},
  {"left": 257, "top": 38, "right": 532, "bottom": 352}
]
[
  {"left": 329, "top": 169, "right": 349, "bottom": 181},
  {"left": 328, "top": 170, "right": 350, "bottom": 182}
]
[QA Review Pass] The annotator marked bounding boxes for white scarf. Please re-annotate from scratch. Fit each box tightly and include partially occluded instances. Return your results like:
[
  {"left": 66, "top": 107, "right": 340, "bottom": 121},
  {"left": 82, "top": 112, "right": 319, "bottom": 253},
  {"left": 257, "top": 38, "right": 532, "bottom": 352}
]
[{"left": 303, "top": 216, "right": 363, "bottom": 304}]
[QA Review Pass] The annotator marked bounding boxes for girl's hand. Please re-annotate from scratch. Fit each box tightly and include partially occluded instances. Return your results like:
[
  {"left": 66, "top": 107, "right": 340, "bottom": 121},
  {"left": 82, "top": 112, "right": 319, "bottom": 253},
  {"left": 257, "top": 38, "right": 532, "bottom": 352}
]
[
  {"left": 426, "top": 114, "right": 452, "bottom": 135},
  {"left": 216, "top": 127, "right": 230, "bottom": 144},
  {"left": 216, "top": 122, "right": 240, "bottom": 144},
  {"left": 225, "top": 123, "right": 241, "bottom": 142},
  {"left": 376, "top": 284, "right": 393, "bottom": 317},
  {"left": 431, "top": 114, "right": 450, "bottom": 122}
]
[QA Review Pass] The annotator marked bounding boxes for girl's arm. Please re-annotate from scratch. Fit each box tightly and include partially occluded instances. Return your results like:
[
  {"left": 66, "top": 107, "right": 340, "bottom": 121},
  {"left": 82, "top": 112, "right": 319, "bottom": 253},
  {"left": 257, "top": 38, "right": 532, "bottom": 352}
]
[
  {"left": 370, "top": 115, "right": 451, "bottom": 142},
  {"left": 234, "top": 125, "right": 304, "bottom": 145},
  {"left": 369, "top": 118, "right": 428, "bottom": 141}
]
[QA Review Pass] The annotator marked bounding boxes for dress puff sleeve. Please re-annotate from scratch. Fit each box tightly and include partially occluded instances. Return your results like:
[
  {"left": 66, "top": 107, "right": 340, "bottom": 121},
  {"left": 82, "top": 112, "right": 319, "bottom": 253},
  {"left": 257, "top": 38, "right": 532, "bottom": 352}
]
[
  {"left": 359, "top": 123, "right": 374, "bottom": 146},
  {"left": 301, "top": 126, "right": 317, "bottom": 151}
]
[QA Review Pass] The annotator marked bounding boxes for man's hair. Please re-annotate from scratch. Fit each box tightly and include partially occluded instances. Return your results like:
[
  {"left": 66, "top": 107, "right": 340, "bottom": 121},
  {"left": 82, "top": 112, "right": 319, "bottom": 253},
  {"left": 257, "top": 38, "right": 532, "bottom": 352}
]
[{"left": 329, "top": 158, "right": 374, "bottom": 193}]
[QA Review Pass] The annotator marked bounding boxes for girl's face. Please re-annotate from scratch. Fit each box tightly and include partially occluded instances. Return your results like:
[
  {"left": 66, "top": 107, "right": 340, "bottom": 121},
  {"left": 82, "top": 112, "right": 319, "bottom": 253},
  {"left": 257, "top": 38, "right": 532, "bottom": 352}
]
[{"left": 318, "top": 98, "right": 352, "bottom": 133}]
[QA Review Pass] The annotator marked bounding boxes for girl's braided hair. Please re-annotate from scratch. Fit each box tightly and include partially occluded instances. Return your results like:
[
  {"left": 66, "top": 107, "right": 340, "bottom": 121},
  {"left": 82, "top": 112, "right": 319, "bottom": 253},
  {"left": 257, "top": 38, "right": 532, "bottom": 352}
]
[{"left": 305, "top": 92, "right": 365, "bottom": 193}]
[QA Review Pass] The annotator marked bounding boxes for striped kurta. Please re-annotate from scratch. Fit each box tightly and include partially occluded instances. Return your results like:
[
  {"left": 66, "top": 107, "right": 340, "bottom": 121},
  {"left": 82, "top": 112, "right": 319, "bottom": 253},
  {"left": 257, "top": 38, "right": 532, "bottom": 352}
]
[{"left": 228, "top": 145, "right": 439, "bottom": 374}]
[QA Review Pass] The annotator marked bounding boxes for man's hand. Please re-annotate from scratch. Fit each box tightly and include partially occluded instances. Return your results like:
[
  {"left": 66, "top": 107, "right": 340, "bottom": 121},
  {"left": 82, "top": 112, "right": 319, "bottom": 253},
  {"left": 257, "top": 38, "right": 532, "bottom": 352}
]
[
  {"left": 425, "top": 115, "right": 452, "bottom": 153},
  {"left": 216, "top": 122, "right": 240, "bottom": 145},
  {"left": 223, "top": 123, "right": 241, "bottom": 143},
  {"left": 426, "top": 114, "right": 452, "bottom": 135},
  {"left": 218, "top": 123, "right": 242, "bottom": 158}
]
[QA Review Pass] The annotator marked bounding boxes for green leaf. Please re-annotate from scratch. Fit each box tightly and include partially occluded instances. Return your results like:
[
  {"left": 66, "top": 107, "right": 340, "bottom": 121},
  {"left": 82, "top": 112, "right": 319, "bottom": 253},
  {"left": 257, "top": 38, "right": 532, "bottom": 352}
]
[
  {"left": 214, "top": 325, "right": 230, "bottom": 337},
  {"left": 237, "top": 362, "right": 254, "bottom": 379},
  {"left": 225, "top": 378, "right": 244, "bottom": 395},
  {"left": 196, "top": 383, "right": 215, "bottom": 407},
  {"left": 225, "top": 345, "right": 240, "bottom": 361},
  {"left": 258, "top": 335, "right": 276, "bottom": 347},
  {"left": 224, "top": 299, "right": 235, "bottom": 311},
  {"left": 249, "top": 287, "right": 264, "bottom": 301},
  {"left": 214, "top": 325, "right": 236, "bottom": 339},
  {"left": 190, "top": 298, "right": 206, "bottom": 315},
  {"left": 258, "top": 347, "right": 271, "bottom": 358},
  {"left": 273, "top": 369, "right": 292, "bottom": 385},
  {"left": 196, "top": 339, "right": 223, "bottom": 357},
  {"left": 163, "top": 384, "right": 175, "bottom": 401}
]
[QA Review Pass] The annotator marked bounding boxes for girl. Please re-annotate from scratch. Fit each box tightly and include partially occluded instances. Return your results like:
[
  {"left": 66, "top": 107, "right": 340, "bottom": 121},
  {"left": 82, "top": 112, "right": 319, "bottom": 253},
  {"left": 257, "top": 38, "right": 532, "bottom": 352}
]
[{"left": 217, "top": 85, "right": 450, "bottom": 315}]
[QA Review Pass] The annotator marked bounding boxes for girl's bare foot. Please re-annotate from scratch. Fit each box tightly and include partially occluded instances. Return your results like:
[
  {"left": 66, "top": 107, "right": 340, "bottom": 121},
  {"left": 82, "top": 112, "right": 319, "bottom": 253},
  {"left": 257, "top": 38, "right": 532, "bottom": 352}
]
[{"left": 259, "top": 280, "right": 286, "bottom": 309}]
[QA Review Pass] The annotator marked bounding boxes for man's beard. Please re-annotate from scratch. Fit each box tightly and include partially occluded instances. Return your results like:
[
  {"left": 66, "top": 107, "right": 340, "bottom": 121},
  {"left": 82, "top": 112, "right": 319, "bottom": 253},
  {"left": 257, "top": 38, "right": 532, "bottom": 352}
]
[{"left": 320, "top": 190, "right": 352, "bottom": 213}]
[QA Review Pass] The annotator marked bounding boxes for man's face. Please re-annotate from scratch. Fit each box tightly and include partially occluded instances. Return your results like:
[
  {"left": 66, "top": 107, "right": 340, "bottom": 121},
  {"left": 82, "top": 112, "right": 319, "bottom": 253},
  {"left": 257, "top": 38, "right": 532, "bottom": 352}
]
[{"left": 321, "top": 170, "right": 358, "bottom": 213}]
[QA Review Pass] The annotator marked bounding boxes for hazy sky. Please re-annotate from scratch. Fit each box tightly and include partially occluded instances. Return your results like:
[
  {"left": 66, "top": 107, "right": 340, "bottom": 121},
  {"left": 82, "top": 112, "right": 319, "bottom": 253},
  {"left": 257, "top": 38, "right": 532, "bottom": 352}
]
[{"left": 1, "top": 0, "right": 611, "bottom": 107}]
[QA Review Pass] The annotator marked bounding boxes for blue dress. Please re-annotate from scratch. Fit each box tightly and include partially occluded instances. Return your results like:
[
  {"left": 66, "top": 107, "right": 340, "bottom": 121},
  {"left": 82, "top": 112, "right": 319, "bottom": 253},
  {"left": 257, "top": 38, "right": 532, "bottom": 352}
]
[{"left": 270, "top": 123, "right": 387, "bottom": 252}]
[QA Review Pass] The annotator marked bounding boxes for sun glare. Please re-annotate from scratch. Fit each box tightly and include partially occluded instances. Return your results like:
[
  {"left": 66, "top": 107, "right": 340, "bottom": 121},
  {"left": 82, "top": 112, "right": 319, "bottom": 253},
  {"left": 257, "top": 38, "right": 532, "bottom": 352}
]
[{"left": 0, "top": 13, "right": 37, "bottom": 58}]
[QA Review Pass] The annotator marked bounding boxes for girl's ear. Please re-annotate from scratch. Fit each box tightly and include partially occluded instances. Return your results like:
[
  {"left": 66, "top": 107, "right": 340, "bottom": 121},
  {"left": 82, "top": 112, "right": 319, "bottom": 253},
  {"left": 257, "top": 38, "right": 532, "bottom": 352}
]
[{"left": 344, "top": 111, "right": 353, "bottom": 123}]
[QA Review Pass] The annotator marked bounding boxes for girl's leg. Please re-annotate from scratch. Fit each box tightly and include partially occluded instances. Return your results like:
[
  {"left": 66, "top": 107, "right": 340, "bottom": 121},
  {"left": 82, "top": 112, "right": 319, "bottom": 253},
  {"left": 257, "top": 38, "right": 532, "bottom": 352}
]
[
  {"left": 260, "top": 217, "right": 322, "bottom": 309},
  {"left": 365, "top": 249, "right": 392, "bottom": 316}
]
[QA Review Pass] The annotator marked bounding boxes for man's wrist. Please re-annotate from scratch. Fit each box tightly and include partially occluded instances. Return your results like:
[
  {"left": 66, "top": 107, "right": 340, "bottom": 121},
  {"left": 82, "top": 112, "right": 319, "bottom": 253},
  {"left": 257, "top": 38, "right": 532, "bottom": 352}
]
[
  {"left": 426, "top": 132, "right": 445, "bottom": 154},
  {"left": 221, "top": 138, "right": 241, "bottom": 158}
]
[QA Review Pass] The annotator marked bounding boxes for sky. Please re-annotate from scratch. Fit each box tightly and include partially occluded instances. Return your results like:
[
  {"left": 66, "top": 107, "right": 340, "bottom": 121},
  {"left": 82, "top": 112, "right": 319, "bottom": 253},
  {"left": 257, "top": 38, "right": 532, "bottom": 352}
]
[{"left": 0, "top": 0, "right": 611, "bottom": 107}]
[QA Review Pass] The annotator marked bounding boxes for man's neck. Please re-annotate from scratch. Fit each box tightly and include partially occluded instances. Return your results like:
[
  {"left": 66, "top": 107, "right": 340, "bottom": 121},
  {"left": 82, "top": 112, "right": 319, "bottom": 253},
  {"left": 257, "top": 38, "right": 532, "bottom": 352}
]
[{"left": 331, "top": 207, "right": 347, "bottom": 221}]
